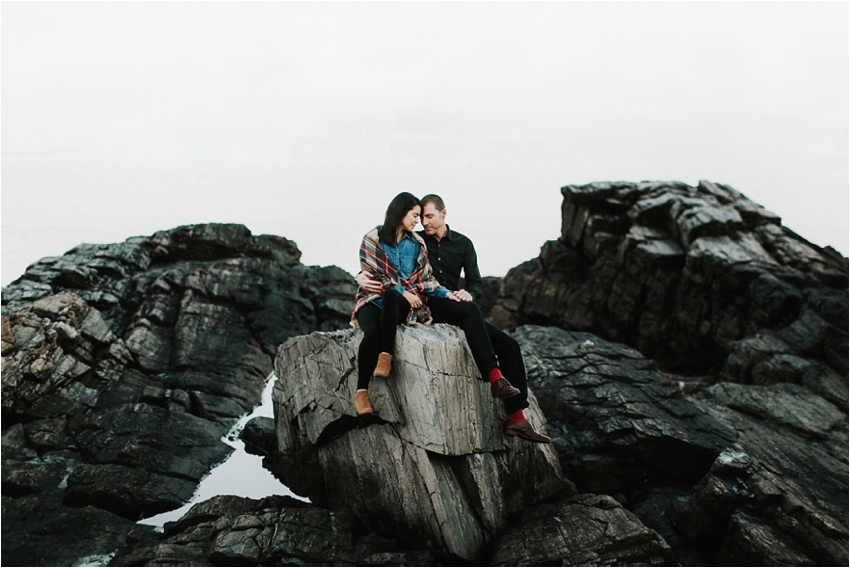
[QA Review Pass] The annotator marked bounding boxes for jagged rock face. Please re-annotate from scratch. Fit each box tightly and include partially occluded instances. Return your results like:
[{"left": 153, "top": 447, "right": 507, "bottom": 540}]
[
  {"left": 1, "top": 223, "right": 355, "bottom": 566},
  {"left": 514, "top": 325, "right": 848, "bottom": 566},
  {"left": 490, "top": 494, "right": 673, "bottom": 566},
  {"left": 268, "top": 325, "right": 567, "bottom": 561},
  {"left": 2, "top": 184, "right": 845, "bottom": 567},
  {"left": 108, "top": 494, "right": 439, "bottom": 567},
  {"left": 492, "top": 180, "right": 848, "bottom": 379}
]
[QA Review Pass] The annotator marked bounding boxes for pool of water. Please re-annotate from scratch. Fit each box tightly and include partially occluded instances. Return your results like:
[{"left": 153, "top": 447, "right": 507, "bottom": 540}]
[{"left": 137, "top": 373, "right": 309, "bottom": 530}]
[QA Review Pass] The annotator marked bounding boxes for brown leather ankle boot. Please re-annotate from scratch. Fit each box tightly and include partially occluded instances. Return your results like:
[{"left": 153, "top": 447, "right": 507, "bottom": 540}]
[
  {"left": 373, "top": 352, "right": 392, "bottom": 378},
  {"left": 355, "top": 389, "right": 373, "bottom": 415}
]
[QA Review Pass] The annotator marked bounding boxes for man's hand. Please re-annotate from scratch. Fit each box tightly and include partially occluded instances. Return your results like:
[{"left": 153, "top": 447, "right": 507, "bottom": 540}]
[
  {"left": 356, "top": 272, "right": 383, "bottom": 294},
  {"left": 454, "top": 289, "right": 473, "bottom": 302}
]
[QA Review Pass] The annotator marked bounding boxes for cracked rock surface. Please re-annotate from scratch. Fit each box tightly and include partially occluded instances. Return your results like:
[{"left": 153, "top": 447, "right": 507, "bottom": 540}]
[
  {"left": 1, "top": 223, "right": 355, "bottom": 566},
  {"left": 514, "top": 324, "right": 848, "bottom": 566},
  {"left": 267, "top": 324, "right": 568, "bottom": 562},
  {"left": 3, "top": 181, "right": 847, "bottom": 567},
  {"left": 109, "top": 494, "right": 439, "bottom": 567},
  {"left": 492, "top": 180, "right": 848, "bottom": 379},
  {"left": 490, "top": 493, "right": 674, "bottom": 566}
]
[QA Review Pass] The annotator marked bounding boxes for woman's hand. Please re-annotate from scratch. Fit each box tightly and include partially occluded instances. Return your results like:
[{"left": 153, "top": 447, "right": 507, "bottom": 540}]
[
  {"left": 446, "top": 291, "right": 462, "bottom": 302},
  {"left": 403, "top": 291, "right": 422, "bottom": 308}
]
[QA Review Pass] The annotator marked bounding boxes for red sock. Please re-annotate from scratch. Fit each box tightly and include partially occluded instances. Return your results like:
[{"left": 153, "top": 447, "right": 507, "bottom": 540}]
[
  {"left": 487, "top": 367, "right": 504, "bottom": 383},
  {"left": 508, "top": 409, "right": 527, "bottom": 422}
]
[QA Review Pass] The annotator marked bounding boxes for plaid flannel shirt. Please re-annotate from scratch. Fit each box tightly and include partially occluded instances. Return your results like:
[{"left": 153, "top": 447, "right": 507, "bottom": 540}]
[{"left": 350, "top": 226, "right": 442, "bottom": 327}]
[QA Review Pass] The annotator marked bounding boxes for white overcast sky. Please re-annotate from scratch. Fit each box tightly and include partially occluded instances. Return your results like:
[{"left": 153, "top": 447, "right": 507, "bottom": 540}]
[{"left": 2, "top": 1, "right": 848, "bottom": 285}]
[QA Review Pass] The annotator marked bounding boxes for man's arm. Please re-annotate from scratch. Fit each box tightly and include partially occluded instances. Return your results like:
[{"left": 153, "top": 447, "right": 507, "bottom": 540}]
[
  {"left": 355, "top": 271, "right": 384, "bottom": 294},
  {"left": 462, "top": 238, "right": 484, "bottom": 301}
]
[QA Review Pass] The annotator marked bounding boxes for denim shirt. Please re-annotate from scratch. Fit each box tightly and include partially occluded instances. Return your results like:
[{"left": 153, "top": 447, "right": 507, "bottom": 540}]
[{"left": 373, "top": 232, "right": 448, "bottom": 308}]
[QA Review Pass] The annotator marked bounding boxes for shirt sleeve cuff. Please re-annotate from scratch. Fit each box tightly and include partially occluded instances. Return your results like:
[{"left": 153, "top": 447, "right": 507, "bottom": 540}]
[{"left": 430, "top": 287, "right": 450, "bottom": 299}]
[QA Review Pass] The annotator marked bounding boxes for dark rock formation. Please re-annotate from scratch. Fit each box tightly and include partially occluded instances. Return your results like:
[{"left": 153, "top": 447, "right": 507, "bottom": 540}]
[
  {"left": 492, "top": 180, "right": 848, "bottom": 380},
  {"left": 3, "top": 180, "right": 846, "bottom": 567},
  {"left": 267, "top": 324, "right": 569, "bottom": 562},
  {"left": 109, "top": 494, "right": 439, "bottom": 567},
  {"left": 514, "top": 324, "right": 848, "bottom": 566},
  {"left": 478, "top": 275, "right": 504, "bottom": 320},
  {"left": 490, "top": 494, "right": 673, "bottom": 566},
  {"left": 486, "top": 179, "right": 848, "bottom": 565},
  {"left": 1, "top": 223, "right": 355, "bottom": 566}
]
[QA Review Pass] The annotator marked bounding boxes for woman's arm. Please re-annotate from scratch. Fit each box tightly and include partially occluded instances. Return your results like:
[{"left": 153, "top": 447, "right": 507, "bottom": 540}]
[
  {"left": 359, "top": 229, "right": 395, "bottom": 290},
  {"left": 426, "top": 287, "right": 460, "bottom": 301}
]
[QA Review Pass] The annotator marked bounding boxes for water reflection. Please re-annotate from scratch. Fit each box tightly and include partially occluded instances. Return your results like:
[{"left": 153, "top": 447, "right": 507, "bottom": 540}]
[{"left": 138, "top": 373, "right": 308, "bottom": 529}]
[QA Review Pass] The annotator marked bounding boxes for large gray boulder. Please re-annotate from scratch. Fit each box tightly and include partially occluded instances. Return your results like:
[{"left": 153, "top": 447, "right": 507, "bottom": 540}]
[
  {"left": 268, "top": 324, "right": 567, "bottom": 561},
  {"left": 1, "top": 223, "right": 356, "bottom": 566}
]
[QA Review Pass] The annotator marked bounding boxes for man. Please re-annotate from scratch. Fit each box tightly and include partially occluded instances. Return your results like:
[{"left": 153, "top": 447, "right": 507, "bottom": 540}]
[{"left": 357, "top": 194, "right": 550, "bottom": 443}]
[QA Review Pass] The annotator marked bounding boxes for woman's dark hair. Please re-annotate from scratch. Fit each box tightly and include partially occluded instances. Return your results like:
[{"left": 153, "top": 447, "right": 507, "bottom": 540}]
[{"left": 380, "top": 192, "right": 421, "bottom": 245}]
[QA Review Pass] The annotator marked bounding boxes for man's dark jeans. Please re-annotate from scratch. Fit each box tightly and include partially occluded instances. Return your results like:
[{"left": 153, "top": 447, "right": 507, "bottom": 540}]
[{"left": 428, "top": 297, "right": 529, "bottom": 414}]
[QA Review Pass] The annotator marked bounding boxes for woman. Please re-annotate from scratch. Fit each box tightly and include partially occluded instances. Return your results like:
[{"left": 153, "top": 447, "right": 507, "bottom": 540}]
[{"left": 350, "top": 192, "right": 459, "bottom": 415}]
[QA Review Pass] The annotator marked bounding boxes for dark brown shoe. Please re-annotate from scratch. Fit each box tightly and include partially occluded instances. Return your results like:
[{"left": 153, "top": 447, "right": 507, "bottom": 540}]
[
  {"left": 504, "top": 419, "right": 551, "bottom": 443},
  {"left": 490, "top": 377, "right": 521, "bottom": 399}
]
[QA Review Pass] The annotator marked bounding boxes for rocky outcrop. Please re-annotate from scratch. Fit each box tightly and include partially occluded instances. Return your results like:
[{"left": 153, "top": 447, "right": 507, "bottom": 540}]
[
  {"left": 492, "top": 180, "right": 848, "bottom": 380},
  {"left": 268, "top": 324, "right": 568, "bottom": 562},
  {"left": 514, "top": 324, "right": 848, "bottom": 566},
  {"left": 109, "top": 494, "right": 438, "bottom": 567},
  {"left": 486, "top": 179, "right": 848, "bottom": 565},
  {"left": 3, "top": 181, "right": 846, "bottom": 566},
  {"left": 490, "top": 494, "right": 673, "bottom": 566},
  {"left": 1, "top": 224, "right": 355, "bottom": 566}
]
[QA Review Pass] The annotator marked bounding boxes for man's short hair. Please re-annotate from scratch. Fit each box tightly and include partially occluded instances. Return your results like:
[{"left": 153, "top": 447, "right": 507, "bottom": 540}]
[{"left": 421, "top": 194, "right": 446, "bottom": 211}]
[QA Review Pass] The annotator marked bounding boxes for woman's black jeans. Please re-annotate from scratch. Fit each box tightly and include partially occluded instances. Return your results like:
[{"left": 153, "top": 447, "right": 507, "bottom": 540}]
[{"left": 356, "top": 289, "right": 410, "bottom": 390}]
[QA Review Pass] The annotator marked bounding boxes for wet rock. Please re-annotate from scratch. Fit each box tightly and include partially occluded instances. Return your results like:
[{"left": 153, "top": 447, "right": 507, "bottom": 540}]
[
  {"left": 268, "top": 325, "right": 567, "bottom": 561},
  {"left": 493, "top": 180, "right": 848, "bottom": 379},
  {"left": 64, "top": 462, "right": 200, "bottom": 520},
  {"left": 478, "top": 276, "right": 504, "bottom": 320},
  {"left": 1, "top": 223, "right": 356, "bottom": 566},
  {"left": 670, "top": 447, "right": 847, "bottom": 566},
  {"left": 240, "top": 415, "right": 276, "bottom": 457},
  {"left": 489, "top": 494, "right": 673, "bottom": 566},
  {"left": 3, "top": 188, "right": 845, "bottom": 567},
  {"left": 2, "top": 494, "right": 146, "bottom": 567},
  {"left": 514, "top": 325, "right": 734, "bottom": 493},
  {"left": 109, "top": 494, "right": 439, "bottom": 567},
  {"left": 513, "top": 324, "right": 848, "bottom": 566}
]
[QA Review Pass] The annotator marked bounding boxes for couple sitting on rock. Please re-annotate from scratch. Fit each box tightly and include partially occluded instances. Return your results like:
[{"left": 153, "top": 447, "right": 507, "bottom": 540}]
[{"left": 350, "top": 192, "right": 550, "bottom": 444}]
